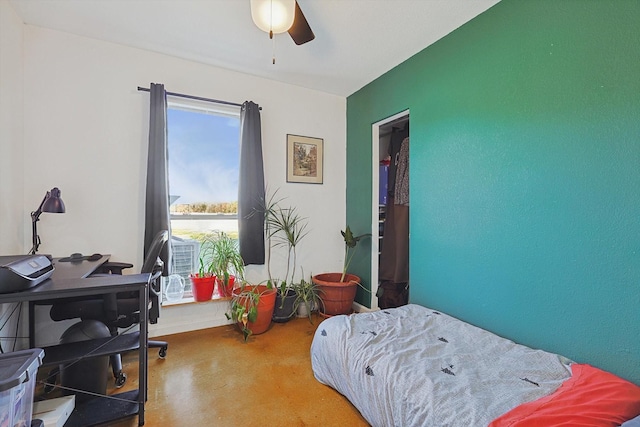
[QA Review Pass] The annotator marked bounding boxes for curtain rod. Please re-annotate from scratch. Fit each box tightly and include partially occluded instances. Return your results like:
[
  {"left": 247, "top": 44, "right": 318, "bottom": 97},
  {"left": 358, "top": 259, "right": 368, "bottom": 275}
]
[{"left": 137, "top": 86, "right": 261, "bottom": 110}]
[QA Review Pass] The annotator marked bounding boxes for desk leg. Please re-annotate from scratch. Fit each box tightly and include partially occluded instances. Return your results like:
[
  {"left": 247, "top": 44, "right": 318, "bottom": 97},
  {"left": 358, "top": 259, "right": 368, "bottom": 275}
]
[
  {"left": 138, "top": 281, "right": 148, "bottom": 426},
  {"left": 28, "top": 301, "right": 35, "bottom": 348}
]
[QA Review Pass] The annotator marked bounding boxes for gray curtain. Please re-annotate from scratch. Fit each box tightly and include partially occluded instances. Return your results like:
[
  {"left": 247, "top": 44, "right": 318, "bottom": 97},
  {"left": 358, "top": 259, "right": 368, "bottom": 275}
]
[
  {"left": 144, "top": 83, "right": 171, "bottom": 275},
  {"left": 238, "top": 101, "right": 265, "bottom": 265}
]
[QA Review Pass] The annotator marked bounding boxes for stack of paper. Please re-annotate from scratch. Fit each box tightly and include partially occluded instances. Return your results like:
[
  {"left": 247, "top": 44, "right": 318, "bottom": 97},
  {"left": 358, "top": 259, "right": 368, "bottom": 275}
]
[{"left": 32, "top": 395, "right": 75, "bottom": 427}]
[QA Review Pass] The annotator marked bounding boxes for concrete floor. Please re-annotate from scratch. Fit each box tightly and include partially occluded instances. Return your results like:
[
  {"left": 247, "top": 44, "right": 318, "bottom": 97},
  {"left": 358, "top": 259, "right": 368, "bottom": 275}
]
[{"left": 105, "top": 314, "right": 369, "bottom": 427}]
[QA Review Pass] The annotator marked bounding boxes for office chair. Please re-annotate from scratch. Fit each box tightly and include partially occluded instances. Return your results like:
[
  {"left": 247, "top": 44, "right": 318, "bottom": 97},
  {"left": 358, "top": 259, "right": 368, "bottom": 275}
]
[{"left": 49, "top": 230, "right": 170, "bottom": 387}]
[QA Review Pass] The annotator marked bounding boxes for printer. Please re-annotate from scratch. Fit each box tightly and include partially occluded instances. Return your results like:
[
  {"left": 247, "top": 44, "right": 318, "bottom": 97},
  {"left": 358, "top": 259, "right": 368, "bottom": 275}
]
[{"left": 0, "top": 255, "right": 54, "bottom": 293}]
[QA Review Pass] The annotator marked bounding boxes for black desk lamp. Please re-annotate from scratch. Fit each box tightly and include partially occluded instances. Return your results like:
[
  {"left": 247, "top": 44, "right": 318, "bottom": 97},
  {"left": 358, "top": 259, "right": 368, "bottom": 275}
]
[{"left": 30, "top": 187, "right": 65, "bottom": 254}]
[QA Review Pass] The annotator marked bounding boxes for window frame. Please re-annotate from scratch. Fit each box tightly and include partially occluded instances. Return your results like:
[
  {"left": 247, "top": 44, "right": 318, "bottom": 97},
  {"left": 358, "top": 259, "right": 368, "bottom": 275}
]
[{"left": 164, "top": 97, "right": 241, "bottom": 302}]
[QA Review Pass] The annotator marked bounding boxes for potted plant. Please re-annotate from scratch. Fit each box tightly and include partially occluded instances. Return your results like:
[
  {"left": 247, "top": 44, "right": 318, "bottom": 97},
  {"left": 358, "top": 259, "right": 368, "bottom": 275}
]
[
  {"left": 226, "top": 281, "right": 277, "bottom": 342},
  {"left": 312, "top": 226, "right": 371, "bottom": 316},
  {"left": 293, "top": 275, "right": 320, "bottom": 323},
  {"left": 272, "top": 280, "right": 297, "bottom": 323},
  {"left": 209, "top": 231, "right": 244, "bottom": 297},
  {"left": 189, "top": 237, "right": 216, "bottom": 302},
  {"left": 263, "top": 191, "right": 309, "bottom": 323}
]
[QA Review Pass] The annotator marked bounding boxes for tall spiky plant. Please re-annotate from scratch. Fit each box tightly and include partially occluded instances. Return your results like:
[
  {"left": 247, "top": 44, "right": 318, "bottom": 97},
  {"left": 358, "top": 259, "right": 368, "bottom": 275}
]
[
  {"left": 260, "top": 189, "right": 309, "bottom": 305},
  {"left": 267, "top": 205, "right": 308, "bottom": 286}
]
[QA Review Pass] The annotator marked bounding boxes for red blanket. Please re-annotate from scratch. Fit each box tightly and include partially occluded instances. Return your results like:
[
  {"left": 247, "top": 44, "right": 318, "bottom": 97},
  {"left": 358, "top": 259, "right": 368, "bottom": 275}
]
[{"left": 490, "top": 364, "right": 640, "bottom": 427}]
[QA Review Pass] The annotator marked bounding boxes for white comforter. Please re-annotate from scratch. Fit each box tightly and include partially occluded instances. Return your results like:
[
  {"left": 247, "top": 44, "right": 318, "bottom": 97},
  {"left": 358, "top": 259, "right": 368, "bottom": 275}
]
[{"left": 311, "top": 304, "right": 573, "bottom": 427}]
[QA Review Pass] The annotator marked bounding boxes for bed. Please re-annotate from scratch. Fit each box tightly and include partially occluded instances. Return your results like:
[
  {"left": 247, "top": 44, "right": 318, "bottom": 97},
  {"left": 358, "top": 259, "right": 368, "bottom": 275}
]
[{"left": 310, "top": 304, "right": 640, "bottom": 427}]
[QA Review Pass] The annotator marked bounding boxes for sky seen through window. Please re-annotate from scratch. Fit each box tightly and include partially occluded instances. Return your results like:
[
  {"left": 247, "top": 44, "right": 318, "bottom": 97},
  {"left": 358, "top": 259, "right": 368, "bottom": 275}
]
[{"left": 167, "top": 107, "right": 240, "bottom": 207}]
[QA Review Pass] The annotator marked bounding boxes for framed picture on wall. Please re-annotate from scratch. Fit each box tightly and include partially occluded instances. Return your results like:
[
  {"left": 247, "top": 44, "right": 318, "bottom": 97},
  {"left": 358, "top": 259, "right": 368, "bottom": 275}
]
[{"left": 287, "top": 134, "right": 323, "bottom": 184}]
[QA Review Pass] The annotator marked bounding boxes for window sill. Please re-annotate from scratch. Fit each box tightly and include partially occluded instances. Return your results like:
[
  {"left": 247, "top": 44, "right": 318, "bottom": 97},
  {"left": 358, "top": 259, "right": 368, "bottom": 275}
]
[{"left": 163, "top": 294, "right": 231, "bottom": 307}]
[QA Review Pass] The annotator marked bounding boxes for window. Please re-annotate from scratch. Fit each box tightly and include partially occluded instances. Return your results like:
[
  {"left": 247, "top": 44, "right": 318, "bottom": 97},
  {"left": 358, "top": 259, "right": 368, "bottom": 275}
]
[{"left": 166, "top": 98, "right": 241, "bottom": 298}]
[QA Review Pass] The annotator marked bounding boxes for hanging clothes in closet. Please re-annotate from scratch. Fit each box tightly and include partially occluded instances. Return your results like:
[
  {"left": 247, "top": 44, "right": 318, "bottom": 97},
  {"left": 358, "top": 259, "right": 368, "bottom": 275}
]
[{"left": 378, "top": 123, "right": 409, "bottom": 309}]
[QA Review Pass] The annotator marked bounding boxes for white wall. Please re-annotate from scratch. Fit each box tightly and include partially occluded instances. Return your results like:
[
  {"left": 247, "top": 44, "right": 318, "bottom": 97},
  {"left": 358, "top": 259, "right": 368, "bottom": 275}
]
[
  {"left": 0, "top": 0, "right": 24, "bottom": 253},
  {"left": 19, "top": 25, "right": 347, "bottom": 342},
  {"left": 0, "top": 0, "right": 26, "bottom": 351}
]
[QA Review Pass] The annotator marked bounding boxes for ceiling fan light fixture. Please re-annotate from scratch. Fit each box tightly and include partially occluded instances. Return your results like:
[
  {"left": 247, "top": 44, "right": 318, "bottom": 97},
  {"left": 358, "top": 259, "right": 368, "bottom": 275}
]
[{"left": 250, "top": 0, "right": 295, "bottom": 36}]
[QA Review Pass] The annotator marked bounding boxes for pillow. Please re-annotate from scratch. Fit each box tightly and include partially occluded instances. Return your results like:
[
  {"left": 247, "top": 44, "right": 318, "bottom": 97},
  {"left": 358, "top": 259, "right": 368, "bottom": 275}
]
[
  {"left": 622, "top": 415, "right": 640, "bottom": 427},
  {"left": 489, "top": 364, "right": 640, "bottom": 427}
]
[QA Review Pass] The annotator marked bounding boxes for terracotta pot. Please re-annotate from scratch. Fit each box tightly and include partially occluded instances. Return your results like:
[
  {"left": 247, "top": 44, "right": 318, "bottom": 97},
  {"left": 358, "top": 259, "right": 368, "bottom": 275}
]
[
  {"left": 232, "top": 285, "right": 277, "bottom": 335},
  {"left": 190, "top": 274, "right": 216, "bottom": 302},
  {"left": 216, "top": 275, "right": 236, "bottom": 297},
  {"left": 312, "top": 273, "right": 360, "bottom": 316}
]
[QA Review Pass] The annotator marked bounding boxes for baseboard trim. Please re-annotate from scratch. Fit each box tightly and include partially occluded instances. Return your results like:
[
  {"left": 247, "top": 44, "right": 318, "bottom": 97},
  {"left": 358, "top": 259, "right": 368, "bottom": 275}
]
[{"left": 353, "top": 301, "right": 378, "bottom": 313}]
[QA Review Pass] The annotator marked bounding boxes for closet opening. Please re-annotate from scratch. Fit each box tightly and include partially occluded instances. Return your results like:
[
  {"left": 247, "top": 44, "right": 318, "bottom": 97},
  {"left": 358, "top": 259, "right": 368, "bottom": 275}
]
[{"left": 371, "top": 111, "right": 409, "bottom": 310}]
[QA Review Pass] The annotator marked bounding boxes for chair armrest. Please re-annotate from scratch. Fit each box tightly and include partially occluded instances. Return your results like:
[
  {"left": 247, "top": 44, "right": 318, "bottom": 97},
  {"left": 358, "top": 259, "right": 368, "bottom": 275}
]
[
  {"left": 93, "top": 261, "right": 134, "bottom": 275},
  {"left": 148, "top": 269, "right": 164, "bottom": 324},
  {"left": 149, "top": 285, "right": 161, "bottom": 324}
]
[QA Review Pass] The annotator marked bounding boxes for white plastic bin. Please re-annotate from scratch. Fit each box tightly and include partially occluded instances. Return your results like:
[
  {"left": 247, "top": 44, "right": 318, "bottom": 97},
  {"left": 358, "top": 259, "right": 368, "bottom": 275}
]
[{"left": 0, "top": 348, "right": 44, "bottom": 427}]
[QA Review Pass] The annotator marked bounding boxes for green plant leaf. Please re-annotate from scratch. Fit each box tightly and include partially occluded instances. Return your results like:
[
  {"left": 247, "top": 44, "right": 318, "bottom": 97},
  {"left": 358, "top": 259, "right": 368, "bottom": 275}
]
[
  {"left": 242, "top": 327, "right": 252, "bottom": 342},
  {"left": 341, "top": 225, "right": 372, "bottom": 281},
  {"left": 248, "top": 306, "right": 258, "bottom": 323}
]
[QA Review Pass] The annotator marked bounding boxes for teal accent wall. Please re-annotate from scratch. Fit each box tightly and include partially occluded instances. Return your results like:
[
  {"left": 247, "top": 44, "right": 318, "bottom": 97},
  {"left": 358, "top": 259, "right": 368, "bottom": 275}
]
[{"left": 346, "top": 0, "right": 640, "bottom": 384}]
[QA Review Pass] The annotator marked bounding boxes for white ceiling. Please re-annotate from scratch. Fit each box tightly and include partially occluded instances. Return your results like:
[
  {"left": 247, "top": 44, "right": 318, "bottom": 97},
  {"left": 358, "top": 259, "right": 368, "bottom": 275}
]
[{"left": 9, "top": 0, "right": 500, "bottom": 97}]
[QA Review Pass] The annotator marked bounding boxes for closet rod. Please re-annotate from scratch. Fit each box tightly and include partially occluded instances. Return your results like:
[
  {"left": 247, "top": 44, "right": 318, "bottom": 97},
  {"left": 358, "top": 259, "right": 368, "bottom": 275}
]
[{"left": 136, "top": 86, "right": 261, "bottom": 110}]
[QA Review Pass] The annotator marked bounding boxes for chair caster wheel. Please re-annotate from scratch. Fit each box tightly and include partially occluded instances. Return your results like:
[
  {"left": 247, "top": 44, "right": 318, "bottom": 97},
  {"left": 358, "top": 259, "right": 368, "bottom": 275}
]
[
  {"left": 115, "top": 372, "right": 127, "bottom": 388},
  {"left": 159, "top": 347, "right": 167, "bottom": 359}
]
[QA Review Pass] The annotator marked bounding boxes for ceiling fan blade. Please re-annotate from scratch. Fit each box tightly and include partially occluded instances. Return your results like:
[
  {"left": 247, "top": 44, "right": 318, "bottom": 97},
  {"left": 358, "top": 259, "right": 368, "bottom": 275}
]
[{"left": 288, "top": 1, "right": 315, "bottom": 45}]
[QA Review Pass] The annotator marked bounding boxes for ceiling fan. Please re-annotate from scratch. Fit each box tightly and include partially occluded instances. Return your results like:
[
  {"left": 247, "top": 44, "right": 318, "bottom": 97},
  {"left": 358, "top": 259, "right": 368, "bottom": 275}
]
[
  {"left": 250, "top": 0, "right": 315, "bottom": 46},
  {"left": 288, "top": 1, "right": 315, "bottom": 45}
]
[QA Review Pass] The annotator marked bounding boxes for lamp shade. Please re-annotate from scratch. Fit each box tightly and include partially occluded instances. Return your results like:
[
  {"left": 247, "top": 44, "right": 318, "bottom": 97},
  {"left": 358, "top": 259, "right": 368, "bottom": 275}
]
[
  {"left": 42, "top": 187, "right": 65, "bottom": 213},
  {"left": 250, "top": 0, "right": 295, "bottom": 35}
]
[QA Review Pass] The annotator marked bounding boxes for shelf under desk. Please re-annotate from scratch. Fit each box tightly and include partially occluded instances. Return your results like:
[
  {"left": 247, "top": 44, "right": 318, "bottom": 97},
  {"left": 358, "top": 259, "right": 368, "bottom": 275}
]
[
  {"left": 65, "top": 390, "right": 140, "bottom": 427},
  {"left": 41, "top": 332, "right": 141, "bottom": 366},
  {"left": 0, "top": 269, "right": 151, "bottom": 426}
]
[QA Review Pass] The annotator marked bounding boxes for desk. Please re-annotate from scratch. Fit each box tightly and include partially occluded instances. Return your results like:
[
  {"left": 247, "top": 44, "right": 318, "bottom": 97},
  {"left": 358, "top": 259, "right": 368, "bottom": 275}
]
[{"left": 0, "top": 257, "right": 150, "bottom": 426}]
